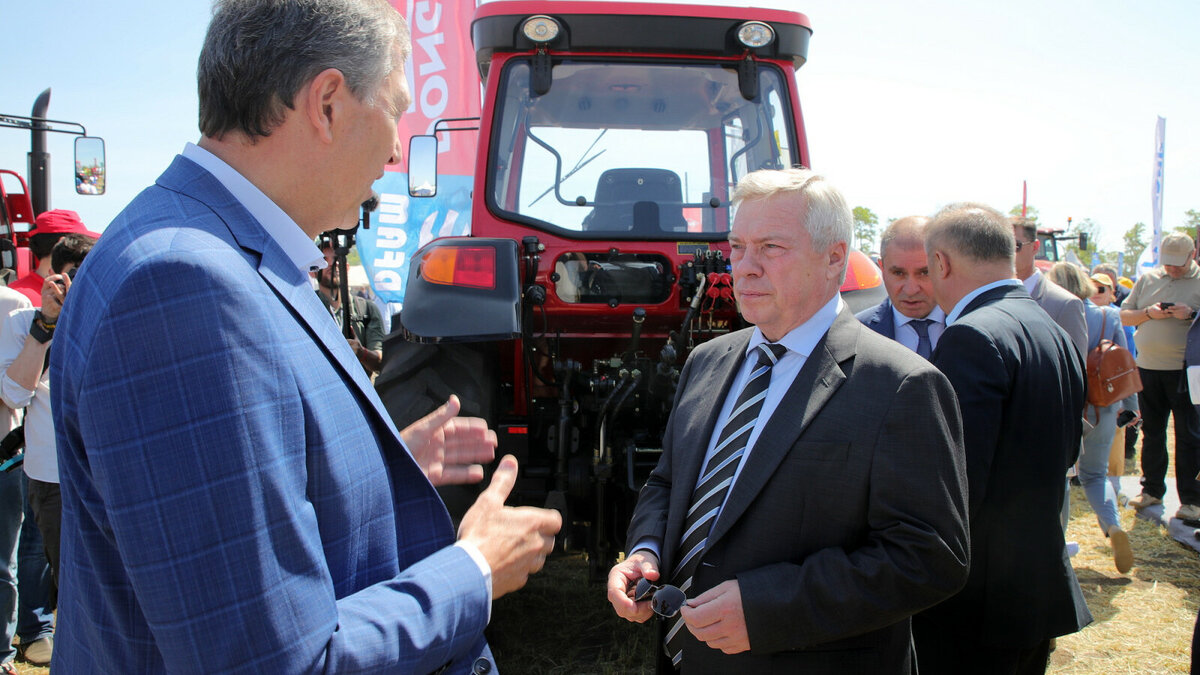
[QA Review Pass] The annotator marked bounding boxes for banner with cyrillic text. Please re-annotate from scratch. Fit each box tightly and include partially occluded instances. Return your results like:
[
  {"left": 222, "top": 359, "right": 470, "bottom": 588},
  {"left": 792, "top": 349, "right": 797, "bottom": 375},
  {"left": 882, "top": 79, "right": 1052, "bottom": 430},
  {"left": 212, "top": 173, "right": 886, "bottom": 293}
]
[{"left": 359, "top": 0, "right": 480, "bottom": 306}]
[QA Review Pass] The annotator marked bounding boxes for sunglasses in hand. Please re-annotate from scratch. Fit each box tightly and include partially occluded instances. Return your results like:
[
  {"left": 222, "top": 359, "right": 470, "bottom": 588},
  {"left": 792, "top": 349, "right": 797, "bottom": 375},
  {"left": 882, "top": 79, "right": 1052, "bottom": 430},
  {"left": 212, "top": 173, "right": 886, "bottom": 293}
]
[{"left": 634, "top": 578, "right": 688, "bottom": 618}]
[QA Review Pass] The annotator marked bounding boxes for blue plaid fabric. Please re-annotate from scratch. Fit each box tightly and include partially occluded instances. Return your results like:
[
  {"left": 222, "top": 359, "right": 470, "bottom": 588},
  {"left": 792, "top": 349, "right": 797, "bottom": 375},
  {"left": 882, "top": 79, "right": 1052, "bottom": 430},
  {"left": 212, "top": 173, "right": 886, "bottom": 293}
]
[{"left": 49, "top": 156, "right": 492, "bottom": 673}]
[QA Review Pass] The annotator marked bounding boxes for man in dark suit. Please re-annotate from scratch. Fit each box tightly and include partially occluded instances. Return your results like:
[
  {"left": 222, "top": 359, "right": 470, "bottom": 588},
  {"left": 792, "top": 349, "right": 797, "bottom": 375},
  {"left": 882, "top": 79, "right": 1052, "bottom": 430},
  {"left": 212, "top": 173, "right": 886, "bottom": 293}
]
[
  {"left": 50, "top": 1, "right": 559, "bottom": 672},
  {"left": 607, "top": 168, "right": 969, "bottom": 673},
  {"left": 857, "top": 215, "right": 945, "bottom": 358},
  {"left": 914, "top": 203, "right": 1091, "bottom": 674}
]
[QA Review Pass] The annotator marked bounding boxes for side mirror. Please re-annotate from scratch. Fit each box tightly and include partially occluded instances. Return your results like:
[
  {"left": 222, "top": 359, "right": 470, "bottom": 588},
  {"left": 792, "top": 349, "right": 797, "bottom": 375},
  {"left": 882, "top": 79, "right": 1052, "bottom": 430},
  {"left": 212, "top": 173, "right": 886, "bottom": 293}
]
[
  {"left": 408, "top": 135, "right": 438, "bottom": 198},
  {"left": 74, "top": 137, "right": 106, "bottom": 195},
  {"left": 1078, "top": 232, "right": 1089, "bottom": 251}
]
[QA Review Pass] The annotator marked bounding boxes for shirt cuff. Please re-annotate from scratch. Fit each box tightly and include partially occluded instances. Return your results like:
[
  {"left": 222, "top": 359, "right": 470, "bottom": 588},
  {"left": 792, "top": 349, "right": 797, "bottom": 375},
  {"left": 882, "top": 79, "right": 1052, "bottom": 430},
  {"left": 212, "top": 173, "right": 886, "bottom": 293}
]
[
  {"left": 0, "top": 373, "right": 34, "bottom": 409},
  {"left": 629, "top": 538, "right": 661, "bottom": 562},
  {"left": 454, "top": 540, "right": 493, "bottom": 623}
]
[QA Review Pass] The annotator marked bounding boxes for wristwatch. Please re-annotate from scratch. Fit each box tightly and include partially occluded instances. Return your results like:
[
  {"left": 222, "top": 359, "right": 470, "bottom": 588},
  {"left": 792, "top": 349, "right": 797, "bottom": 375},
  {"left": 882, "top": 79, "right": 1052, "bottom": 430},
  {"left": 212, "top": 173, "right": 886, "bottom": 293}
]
[{"left": 28, "top": 312, "right": 54, "bottom": 344}]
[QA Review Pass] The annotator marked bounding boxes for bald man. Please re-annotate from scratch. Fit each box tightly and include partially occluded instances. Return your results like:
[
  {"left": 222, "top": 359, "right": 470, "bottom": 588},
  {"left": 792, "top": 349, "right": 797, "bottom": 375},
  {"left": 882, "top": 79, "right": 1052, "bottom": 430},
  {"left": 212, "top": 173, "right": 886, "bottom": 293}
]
[{"left": 856, "top": 216, "right": 945, "bottom": 359}]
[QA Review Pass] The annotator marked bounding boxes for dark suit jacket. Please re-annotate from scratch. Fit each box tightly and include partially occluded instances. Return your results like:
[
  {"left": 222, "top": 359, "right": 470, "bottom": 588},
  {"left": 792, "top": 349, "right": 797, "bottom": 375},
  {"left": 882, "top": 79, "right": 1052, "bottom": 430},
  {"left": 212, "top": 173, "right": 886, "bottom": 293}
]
[
  {"left": 917, "top": 284, "right": 1091, "bottom": 651},
  {"left": 50, "top": 156, "right": 491, "bottom": 673},
  {"left": 627, "top": 308, "right": 969, "bottom": 674},
  {"left": 856, "top": 298, "right": 896, "bottom": 339}
]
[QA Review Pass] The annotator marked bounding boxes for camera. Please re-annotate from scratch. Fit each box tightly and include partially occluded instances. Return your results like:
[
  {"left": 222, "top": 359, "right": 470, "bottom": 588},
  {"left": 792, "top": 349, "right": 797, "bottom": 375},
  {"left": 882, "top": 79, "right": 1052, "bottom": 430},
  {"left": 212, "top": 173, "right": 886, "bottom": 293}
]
[
  {"left": 1160, "top": 302, "right": 1175, "bottom": 309},
  {"left": 53, "top": 266, "right": 78, "bottom": 291}
]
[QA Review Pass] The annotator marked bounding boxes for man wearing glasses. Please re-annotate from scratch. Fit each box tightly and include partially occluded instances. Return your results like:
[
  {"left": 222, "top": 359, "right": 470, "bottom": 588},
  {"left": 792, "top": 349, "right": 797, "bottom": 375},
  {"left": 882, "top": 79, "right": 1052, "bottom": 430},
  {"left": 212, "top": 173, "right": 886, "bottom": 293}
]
[
  {"left": 1012, "top": 218, "right": 1087, "bottom": 358},
  {"left": 607, "top": 169, "right": 969, "bottom": 673}
]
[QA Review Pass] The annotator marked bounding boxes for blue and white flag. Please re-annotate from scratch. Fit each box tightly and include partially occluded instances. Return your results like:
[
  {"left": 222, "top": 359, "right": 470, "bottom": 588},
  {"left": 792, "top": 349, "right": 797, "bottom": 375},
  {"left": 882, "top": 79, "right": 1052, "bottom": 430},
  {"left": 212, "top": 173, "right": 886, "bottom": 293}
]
[{"left": 1150, "top": 116, "right": 1166, "bottom": 265}]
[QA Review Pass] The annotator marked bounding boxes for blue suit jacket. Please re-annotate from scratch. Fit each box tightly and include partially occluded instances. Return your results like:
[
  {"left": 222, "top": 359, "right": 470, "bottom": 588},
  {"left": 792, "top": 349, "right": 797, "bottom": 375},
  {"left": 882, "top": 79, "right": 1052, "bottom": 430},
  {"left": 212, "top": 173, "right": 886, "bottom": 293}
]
[
  {"left": 855, "top": 298, "right": 896, "bottom": 339},
  {"left": 50, "top": 156, "right": 492, "bottom": 673}
]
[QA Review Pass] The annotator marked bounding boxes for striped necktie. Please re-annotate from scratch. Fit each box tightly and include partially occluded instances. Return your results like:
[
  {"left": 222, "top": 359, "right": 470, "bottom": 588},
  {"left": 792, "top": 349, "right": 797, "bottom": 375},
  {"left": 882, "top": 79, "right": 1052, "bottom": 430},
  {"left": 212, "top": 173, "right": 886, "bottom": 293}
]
[{"left": 664, "top": 341, "right": 787, "bottom": 667}]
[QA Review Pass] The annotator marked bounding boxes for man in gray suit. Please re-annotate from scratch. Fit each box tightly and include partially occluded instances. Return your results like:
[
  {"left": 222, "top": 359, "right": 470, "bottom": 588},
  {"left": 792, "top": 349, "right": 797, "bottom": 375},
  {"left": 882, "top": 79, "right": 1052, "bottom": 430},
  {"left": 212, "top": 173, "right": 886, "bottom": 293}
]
[
  {"left": 1012, "top": 218, "right": 1087, "bottom": 357},
  {"left": 607, "top": 168, "right": 969, "bottom": 674}
]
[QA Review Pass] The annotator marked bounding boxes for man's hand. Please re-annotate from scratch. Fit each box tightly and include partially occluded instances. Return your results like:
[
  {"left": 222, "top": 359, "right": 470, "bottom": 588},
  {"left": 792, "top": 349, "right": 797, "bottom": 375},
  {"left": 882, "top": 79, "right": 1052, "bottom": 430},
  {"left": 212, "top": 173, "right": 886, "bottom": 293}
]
[
  {"left": 40, "top": 272, "right": 70, "bottom": 322},
  {"left": 457, "top": 455, "right": 561, "bottom": 598},
  {"left": 1168, "top": 303, "right": 1195, "bottom": 320},
  {"left": 607, "top": 550, "right": 660, "bottom": 623},
  {"left": 400, "top": 395, "right": 496, "bottom": 485},
  {"left": 681, "top": 579, "right": 750, "bottom": 654}
]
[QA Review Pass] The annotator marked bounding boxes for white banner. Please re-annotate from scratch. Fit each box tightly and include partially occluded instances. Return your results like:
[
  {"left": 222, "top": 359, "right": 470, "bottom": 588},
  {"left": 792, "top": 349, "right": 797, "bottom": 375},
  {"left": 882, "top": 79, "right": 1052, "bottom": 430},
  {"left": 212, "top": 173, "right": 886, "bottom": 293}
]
[{"left": 1151, "top": 116, "right": 1166, "bottom": 264}]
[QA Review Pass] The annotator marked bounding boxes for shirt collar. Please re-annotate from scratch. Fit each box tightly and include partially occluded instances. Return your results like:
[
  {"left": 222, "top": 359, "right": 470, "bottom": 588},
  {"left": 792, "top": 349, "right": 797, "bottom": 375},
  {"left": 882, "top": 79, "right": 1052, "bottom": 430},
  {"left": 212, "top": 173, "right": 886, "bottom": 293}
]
[
  {"left": 182, "top": 143, "right": 325, "bottom": 273},
  {"left": 946, "top": 279, "right": 1021, "bottom": 326},
  {"left": 746, "top": 294, "right": 844, "bottom": 359},
  {"left": 1021, "top": 269, "right": 1042, "bottom": 294},
  {"left": 892, "top": 303, "right": 946, "bottom": 328}
]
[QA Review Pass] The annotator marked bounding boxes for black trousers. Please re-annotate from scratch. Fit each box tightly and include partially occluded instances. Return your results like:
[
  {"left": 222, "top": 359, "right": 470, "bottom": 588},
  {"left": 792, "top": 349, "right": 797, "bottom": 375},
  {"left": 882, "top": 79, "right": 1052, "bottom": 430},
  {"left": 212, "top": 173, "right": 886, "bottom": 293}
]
[
  {"left": 27, "top": 478, "right": 60, "bottom": 611},
  {"left": 1137, "top": 368, "right": 1200, "bottom": 505},
  {"left": 911, "top": 628, "right": 1051, "bottom": 675}
]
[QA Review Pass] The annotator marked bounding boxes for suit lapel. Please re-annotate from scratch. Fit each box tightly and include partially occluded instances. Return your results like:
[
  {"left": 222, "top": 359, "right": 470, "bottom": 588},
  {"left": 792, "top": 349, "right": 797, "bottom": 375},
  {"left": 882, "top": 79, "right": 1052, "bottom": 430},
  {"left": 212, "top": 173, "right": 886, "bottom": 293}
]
[
  {"left": 664, "top": 332, "right": 751, "bottom": 563},
  {"left": 878, "top": 299, "right": 896, "bottom": 339},
  {"left": 704, "top": 309, "right": 854, "bottom": 549},
  {"left": 158, "top": 157, "right": 401, "bottom": 438}
]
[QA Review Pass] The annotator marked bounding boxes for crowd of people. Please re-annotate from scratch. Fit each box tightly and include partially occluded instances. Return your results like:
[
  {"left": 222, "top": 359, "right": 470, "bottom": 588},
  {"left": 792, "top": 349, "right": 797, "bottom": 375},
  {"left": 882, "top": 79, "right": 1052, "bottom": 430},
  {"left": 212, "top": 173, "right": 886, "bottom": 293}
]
[{"left": 1, "top": 0, "right": 1197, "bottom": 674}]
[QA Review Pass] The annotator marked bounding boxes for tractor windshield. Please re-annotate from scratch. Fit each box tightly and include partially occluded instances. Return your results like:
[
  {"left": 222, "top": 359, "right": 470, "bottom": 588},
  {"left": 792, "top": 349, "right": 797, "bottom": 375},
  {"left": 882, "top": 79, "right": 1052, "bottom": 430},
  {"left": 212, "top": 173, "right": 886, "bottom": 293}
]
[{"left": 488, "top": 59, "right": 797, "bottom": 239}]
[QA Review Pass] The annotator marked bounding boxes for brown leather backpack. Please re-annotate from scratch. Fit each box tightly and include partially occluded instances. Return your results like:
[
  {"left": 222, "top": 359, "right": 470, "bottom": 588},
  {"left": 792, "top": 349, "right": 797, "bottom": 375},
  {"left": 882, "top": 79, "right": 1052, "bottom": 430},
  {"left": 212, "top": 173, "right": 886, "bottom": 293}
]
[{"left": 1086, "top": 311, "right": 1141, "bottom": 407}]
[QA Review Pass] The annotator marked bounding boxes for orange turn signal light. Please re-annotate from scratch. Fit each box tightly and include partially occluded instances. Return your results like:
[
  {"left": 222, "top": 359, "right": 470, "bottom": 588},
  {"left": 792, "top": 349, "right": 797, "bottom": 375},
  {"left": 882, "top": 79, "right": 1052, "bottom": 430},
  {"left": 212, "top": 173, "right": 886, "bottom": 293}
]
[{"left": 419, "top": 246, "right": 497, "bottom": 289}]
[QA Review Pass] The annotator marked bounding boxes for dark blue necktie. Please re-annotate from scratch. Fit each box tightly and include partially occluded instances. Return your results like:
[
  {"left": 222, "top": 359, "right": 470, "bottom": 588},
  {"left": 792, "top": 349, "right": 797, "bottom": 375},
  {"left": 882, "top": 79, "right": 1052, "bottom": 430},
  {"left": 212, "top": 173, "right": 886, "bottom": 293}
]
[{"left": 910, "top": 318, "right": 933, "bottom": 359}]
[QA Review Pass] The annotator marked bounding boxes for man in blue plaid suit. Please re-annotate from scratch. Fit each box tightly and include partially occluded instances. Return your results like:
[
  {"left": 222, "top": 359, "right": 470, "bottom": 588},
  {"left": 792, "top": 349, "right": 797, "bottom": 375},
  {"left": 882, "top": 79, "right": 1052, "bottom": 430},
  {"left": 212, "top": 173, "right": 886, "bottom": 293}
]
[{"left": 49, "top": 1, "right": 559, "bottom": 672}]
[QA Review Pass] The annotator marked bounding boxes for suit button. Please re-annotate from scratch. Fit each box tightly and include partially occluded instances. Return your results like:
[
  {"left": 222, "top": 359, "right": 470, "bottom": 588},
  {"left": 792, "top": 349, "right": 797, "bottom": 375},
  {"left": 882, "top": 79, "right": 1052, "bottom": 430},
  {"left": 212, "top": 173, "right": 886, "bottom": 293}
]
[{"left": 472, "top": 657, "right": 493, "bottom": 674}]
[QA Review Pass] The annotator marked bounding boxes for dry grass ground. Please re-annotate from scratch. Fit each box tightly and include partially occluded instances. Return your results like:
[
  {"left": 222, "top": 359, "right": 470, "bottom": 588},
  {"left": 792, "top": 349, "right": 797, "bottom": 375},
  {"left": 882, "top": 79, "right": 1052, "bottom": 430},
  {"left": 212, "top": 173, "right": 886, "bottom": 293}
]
[
  {"left": 485, "top": 459, "right": 1200, "bottom": 674},
  {"left": 13, "top": 450, "right": 1198, "bottom": 674},
  {"left": 1050, "top": 485, "right": 1199, "bottom": 673}
]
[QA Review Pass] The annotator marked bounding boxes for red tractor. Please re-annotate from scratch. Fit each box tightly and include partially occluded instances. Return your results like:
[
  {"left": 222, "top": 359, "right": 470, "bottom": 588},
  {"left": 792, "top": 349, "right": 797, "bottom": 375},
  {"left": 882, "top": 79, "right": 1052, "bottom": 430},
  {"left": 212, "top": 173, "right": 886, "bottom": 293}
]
[{"left": 377, "top": 1, "right": 882, "bottom": 578}]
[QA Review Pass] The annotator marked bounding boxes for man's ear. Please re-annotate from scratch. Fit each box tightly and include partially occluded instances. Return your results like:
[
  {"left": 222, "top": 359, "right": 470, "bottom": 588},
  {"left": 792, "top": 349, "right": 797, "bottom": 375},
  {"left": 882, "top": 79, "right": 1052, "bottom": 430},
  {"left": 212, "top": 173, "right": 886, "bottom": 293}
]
[
  {"left": 827, "top": 241, "right": 848, "bottom": 281},
  {"left": 301, "top": 68, "right": 347, "bottom": 144},
  {"left": 932, "top": 249, "right": 951, "bottom": 280}
]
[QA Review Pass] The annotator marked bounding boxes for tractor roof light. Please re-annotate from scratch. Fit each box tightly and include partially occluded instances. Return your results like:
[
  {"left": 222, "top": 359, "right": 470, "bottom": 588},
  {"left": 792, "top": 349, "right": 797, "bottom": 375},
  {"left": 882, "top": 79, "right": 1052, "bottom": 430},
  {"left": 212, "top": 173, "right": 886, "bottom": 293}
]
[
  {"left": 522, "top": 15, "right": 560, "bottom": 44},
  {"left": 736, "top": 21, "right": 775, "bottom": 49}
]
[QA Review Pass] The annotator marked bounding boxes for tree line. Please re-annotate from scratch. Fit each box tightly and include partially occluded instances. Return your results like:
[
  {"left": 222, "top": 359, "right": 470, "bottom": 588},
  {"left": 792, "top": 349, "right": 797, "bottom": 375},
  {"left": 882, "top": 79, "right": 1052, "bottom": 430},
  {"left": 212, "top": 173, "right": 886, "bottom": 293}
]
[{"left": 852, "top": 205, "right": 1200, "bottom": 278}]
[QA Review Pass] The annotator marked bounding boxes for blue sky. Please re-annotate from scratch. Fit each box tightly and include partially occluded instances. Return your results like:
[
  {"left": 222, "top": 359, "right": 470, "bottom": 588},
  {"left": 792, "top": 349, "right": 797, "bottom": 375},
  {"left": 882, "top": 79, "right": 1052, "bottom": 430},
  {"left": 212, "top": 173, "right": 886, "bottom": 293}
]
[{"left": 3, "top": 0, "right": 1198, "bottom": 252}]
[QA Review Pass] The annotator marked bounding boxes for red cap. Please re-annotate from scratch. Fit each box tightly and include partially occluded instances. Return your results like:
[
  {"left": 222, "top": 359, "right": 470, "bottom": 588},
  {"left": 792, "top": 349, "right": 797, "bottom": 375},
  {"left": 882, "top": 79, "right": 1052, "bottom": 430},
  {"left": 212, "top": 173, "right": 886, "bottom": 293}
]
[{"left": 31, "top": 209, "right": 101, "bottom": 238}]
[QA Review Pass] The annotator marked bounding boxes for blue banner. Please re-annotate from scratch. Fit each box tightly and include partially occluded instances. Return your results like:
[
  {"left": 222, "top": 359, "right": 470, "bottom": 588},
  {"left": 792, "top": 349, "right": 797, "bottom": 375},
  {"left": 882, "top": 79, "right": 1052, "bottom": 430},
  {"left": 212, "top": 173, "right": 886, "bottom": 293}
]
[{"left": 357, "top": 171, "right": 473, "bottom": 305}]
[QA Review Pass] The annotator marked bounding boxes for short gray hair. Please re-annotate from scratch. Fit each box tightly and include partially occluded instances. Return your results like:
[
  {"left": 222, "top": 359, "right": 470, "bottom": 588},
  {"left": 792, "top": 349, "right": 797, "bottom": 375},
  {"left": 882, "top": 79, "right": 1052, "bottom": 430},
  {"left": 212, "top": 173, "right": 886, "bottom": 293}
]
[
  {"left": 199, "top": 0, "right": 409, "bottom": 139},
  {"left": 925, "top": 202, "right": 1014, "bottom": 265},
  {"left": 732, "top": 168, "right": 852, "bottom": 254},
  {"left": 879, "top": 216, "right": 930, "bottom": 259}
]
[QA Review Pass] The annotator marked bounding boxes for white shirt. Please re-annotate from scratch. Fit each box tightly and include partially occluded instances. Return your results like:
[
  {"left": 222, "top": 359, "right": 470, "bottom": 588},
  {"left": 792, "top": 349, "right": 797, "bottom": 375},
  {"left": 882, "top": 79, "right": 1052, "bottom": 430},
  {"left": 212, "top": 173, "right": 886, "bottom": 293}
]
[
  {"left": 634, "top": 294, "right": 844, "bottom": 559},
  {"left": 0, "top": 288, "right": 32, "bottom": 438},
  {"left": 0, "top": 307, "right": 54, "bottom": 482},
  {"left": 890, "top": 305, "right": 947, "bottom": 354},
  {"left": 1021, "top": 270, "right": 1043, "bottom": 295},
  {"left": 179, "top": 143, "right": 491, "bottom": 603},
  {"left": 182, "top": 144, "right": 325, "bottom": 274},
  {"left": 946, "top": 279, "right": 1022, "bottom": 326}
]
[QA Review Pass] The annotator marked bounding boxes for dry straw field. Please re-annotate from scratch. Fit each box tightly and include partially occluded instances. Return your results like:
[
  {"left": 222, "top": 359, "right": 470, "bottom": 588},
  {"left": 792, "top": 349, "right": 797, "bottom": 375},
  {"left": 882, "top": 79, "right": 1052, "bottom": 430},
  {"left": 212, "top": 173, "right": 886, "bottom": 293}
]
[{"left": 12, "top": 470, "right": 1199, "bottom": 674}]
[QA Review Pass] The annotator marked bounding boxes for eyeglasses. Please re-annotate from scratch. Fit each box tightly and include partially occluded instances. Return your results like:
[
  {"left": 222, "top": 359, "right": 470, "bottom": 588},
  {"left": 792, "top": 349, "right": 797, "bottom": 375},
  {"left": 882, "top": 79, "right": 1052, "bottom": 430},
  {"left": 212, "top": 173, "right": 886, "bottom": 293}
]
[
  {"left": 1095, "top": 285, "right": 1110, "bottom": 293},
  {"left": 1014, "top": 240, "right": 1033, "bottom": 252},
  {"left": 634, "top": 578, "right": 688, "bottom": 618}
]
